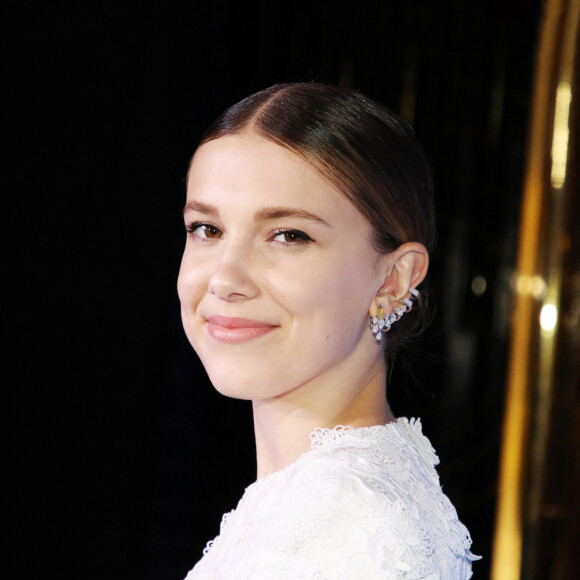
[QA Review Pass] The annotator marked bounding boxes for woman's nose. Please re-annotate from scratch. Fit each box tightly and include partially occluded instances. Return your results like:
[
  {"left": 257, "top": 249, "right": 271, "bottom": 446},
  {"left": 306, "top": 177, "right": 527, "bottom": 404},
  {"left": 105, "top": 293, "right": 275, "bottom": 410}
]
[{"left": 208, "top": 250, "right": 260, "bottom": 302}]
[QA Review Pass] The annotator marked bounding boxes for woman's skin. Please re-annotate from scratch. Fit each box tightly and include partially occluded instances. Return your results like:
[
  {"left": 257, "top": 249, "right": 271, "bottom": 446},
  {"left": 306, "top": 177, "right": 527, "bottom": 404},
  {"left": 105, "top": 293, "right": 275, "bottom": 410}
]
[{"left": 178, "top": 132, "right": 428, "bottom": 479}]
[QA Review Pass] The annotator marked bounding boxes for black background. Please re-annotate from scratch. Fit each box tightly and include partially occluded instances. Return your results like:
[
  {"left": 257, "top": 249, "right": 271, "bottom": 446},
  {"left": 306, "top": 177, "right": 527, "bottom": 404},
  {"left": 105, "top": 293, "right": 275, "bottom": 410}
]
[{"left": 8, "top": 1, "right": 541, "bottom": 578}]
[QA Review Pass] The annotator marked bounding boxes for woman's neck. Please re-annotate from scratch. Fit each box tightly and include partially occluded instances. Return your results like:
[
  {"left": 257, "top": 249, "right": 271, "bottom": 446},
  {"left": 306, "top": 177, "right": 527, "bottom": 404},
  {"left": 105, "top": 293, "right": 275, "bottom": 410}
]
[{"left": 252, "top": 365, "right": 393, "bottom": 479}]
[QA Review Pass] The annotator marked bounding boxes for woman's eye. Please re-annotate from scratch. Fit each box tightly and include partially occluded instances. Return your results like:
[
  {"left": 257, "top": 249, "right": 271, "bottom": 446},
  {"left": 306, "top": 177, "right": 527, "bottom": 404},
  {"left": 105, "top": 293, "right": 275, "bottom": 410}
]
[
  {"left": 272, "top": 229, "right": 314, "bottom": 245},
  {"left": 186, "top": 222, "right": 223, "bottom": 239}
]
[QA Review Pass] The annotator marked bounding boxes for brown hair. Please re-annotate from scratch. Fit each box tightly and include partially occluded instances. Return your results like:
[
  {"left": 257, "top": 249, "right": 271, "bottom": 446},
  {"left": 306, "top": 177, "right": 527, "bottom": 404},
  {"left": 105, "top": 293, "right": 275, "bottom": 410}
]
[{"left": 197, "top": 82, "right": 436, "bottom": 350}]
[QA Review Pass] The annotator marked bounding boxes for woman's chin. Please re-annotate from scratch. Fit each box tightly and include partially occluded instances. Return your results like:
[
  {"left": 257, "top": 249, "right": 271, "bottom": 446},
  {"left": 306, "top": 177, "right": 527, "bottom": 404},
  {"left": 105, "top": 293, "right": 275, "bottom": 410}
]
[
  {"left": 208, "top": 373, "right": 267, "bottom": 401},
  {"left": 207, "top": 371, "right": 291, "bottom": 402},
  {"left": 210, "top": 381, "right": 255, "bottom": 401}
]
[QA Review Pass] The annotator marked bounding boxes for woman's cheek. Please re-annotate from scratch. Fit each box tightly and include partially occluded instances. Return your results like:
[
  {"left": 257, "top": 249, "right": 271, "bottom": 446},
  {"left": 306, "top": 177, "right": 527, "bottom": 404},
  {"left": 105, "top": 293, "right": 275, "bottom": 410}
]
[{"left": 178, "top": 250, "right": 205, "bottom": 305}]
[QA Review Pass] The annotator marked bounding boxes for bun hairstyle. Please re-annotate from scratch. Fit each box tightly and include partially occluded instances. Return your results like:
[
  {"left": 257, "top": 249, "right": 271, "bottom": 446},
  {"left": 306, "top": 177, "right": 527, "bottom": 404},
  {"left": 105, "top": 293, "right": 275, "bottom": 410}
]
[{"left": 197, "top": 83, "right": 436, "bottom": 352}]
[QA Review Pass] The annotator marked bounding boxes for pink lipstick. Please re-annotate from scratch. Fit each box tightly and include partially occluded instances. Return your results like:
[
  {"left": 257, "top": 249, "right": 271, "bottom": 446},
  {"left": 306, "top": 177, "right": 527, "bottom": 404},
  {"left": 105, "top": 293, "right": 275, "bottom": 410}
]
[{"left": 206, "top": 316, "right": 277, "bottom": 343}]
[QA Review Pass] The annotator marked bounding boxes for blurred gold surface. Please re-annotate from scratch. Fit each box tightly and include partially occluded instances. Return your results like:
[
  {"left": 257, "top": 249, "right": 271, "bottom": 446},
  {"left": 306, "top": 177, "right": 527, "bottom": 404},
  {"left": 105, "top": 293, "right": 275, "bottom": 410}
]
[{"left": 491, "top": 0, "right": 580, "bottom": 578}]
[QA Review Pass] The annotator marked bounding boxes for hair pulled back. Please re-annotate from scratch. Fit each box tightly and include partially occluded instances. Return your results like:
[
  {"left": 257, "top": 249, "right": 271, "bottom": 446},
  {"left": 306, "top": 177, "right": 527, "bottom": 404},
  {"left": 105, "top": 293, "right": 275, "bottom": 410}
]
[{"left": 198, "top": 83, "right": 436, "bottom": 351}]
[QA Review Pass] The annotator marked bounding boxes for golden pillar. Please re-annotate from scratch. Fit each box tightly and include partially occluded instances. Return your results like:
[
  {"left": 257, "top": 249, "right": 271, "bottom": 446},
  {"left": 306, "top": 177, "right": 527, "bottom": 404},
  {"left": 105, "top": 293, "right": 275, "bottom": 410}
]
[{"left": 491, "top": 0, "right": 580, "bottom": 578}]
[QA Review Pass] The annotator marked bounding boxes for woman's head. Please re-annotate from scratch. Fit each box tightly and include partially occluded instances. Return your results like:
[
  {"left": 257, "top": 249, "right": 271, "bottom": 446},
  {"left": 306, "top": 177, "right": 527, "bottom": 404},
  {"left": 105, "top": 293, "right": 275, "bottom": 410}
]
[
  {"left": 198, "top": 83, "right": 436, "bottom": 349},
  {"left": 178, "top": 82, "right": 434, "bottom": 404}
]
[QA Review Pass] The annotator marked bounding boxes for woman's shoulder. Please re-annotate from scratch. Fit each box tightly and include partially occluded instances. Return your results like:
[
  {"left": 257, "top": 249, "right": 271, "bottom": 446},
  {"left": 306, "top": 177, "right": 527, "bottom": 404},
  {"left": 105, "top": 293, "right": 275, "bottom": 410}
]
[{"left": 284, "top": 418, "right": 479, "bottom": 577}]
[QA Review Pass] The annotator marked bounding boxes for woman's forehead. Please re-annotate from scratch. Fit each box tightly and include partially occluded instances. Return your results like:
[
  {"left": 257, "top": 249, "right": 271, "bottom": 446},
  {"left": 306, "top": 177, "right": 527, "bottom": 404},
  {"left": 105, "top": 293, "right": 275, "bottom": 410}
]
[{"left": 188, "top": 135, "right": 343, "bottom": 208}]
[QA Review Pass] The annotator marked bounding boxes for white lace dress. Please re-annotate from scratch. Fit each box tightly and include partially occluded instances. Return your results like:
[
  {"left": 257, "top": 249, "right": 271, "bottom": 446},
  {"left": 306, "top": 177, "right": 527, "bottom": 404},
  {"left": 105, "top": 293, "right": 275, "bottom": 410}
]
[{"left": 185, "top": 418, "right": 480, "bottom": 579}]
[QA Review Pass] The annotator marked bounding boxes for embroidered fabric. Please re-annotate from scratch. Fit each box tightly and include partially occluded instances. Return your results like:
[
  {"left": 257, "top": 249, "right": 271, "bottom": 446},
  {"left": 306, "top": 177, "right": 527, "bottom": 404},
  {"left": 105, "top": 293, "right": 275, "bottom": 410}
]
[{"left": 185, "top": 418, "right": 480, "bottom": 579}]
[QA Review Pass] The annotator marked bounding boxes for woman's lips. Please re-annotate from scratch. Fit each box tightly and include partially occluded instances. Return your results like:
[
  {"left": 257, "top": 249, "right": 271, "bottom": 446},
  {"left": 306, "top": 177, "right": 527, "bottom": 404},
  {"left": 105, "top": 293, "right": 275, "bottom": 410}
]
[{"left": 206, "top": 316, "right": 278, "bottom": 343}]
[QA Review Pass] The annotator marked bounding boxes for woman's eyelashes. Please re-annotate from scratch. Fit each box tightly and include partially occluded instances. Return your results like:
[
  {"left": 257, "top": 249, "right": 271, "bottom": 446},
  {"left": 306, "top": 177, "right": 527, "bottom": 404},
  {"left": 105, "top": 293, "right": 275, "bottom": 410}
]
[
  {"left": 185, "top": 222, "right": 315, "bottom": 246},
  {"left": 270, "top": 229, "right": 314, "bottom": 246},
  {"left": 186, "top": 222, "right": 223, "bottom": 239}
]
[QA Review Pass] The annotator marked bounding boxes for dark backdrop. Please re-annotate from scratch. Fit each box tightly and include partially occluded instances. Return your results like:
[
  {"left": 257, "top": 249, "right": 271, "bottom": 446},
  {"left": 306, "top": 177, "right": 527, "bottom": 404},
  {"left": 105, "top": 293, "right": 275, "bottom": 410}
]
[{"left": 8, "top": 1, "right": 541, "bottom": 578}]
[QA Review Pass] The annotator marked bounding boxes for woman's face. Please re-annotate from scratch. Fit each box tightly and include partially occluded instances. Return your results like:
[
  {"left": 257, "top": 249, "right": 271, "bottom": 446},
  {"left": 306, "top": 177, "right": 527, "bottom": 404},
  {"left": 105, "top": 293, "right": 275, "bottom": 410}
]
[{"left": 178, "top": 133, "right": 387, "bottom": 401}]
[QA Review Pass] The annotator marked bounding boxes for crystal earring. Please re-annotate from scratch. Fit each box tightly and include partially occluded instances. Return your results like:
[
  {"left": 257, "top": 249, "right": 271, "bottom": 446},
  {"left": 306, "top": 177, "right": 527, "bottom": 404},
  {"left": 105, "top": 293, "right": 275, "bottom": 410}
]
[
  {"left": 369, "top": 303, "right": 394, "bottom": 342},
  {"left": 393, "top": 287, "right": 419, "bottom": 318},
  {"left": 369, "top": 288, "right": 419, "bottom": 342}
]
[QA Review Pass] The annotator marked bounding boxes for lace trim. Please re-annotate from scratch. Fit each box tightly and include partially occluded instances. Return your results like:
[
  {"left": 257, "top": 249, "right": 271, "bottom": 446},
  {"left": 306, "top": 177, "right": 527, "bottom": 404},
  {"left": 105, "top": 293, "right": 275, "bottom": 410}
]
[
  {"left": 309, "top": 418, "right": 439, "bottom": 469},
  {"left": 309, "top": 424, "right": 353, "bottom": 448}
]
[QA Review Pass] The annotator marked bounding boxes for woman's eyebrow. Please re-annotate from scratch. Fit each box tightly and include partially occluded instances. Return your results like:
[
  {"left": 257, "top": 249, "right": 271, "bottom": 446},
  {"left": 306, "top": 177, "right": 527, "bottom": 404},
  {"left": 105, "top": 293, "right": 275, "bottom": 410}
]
[
  {"left": 255, "top": 206, "right": 330, "bottom": 226},
  {"left": 183, "top": 202, "right": 330, "bottom": 227},
  {"left": 183, "top": 200, "right": 218, "bottom": 216}
]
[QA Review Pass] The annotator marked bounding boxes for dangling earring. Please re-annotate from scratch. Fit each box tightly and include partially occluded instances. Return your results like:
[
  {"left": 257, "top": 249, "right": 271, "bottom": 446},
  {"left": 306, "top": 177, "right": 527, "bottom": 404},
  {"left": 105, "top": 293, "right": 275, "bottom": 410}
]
[
  {"left": 369, "top": 303, "right": 394, "bottom": 342},
  {"left": 369, "top": 288, "right": 419, "bottom": 342}
]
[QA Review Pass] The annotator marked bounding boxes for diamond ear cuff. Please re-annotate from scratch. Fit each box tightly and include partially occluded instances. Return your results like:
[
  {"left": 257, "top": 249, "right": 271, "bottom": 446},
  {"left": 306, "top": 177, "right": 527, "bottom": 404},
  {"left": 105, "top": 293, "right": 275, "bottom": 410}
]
[{"left": 369, "top": 288, "right": 419, "bottom": 342}]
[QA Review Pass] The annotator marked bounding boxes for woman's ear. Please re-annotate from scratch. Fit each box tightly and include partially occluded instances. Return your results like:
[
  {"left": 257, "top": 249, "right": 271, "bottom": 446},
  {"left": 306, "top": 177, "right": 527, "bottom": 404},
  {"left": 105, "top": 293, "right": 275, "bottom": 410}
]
[{"left": 373, "top": 242, "right": 429, "bottom": 312}]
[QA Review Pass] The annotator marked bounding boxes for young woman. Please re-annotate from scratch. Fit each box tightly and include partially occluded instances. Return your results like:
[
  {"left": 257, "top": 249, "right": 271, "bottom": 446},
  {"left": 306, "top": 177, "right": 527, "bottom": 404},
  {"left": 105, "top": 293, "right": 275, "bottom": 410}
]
[{"left": 179, "top": 83, "right": 479, "bottom": 579}]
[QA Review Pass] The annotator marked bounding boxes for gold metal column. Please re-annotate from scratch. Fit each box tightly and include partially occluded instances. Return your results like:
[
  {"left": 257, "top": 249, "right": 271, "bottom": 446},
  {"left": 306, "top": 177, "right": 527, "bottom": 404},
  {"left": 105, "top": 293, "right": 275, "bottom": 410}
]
[{"left": 491, "top": 0, "right": 580, "bottom": 578}]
